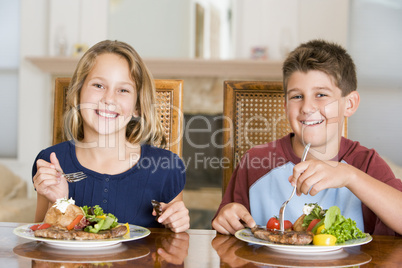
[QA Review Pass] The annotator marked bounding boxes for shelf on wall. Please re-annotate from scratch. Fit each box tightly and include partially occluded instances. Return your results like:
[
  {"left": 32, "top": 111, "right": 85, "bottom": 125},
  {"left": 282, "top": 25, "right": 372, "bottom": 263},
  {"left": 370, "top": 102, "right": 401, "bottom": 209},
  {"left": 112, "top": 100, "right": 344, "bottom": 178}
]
[{"left": 26, "top": 56, "right": 283, "bottom": 79}]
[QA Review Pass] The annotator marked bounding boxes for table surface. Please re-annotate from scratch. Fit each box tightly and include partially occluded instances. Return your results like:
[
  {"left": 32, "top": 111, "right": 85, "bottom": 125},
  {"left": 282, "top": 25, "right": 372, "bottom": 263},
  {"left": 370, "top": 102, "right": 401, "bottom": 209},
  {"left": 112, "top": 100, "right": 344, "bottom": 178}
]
[{"left": 2, "top": 222, "right": 402, "bottom": 267}]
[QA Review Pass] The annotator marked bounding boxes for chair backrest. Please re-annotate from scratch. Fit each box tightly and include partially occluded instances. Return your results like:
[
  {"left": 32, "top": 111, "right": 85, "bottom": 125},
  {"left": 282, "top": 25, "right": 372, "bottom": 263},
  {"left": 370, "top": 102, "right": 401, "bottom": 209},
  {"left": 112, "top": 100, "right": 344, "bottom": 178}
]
[
  {"left": 53, "top": 78, "right": 184, "bottom": 157},
  {"left": 222, "top": 80, "right": 348, "bottom": 195}
]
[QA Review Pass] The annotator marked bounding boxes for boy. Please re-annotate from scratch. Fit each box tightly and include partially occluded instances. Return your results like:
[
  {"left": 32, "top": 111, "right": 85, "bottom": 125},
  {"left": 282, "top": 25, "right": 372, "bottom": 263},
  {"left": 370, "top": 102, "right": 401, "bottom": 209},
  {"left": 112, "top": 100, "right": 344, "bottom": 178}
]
[{"left": 212, "top": 39, "right": 402, "bottom": 236}]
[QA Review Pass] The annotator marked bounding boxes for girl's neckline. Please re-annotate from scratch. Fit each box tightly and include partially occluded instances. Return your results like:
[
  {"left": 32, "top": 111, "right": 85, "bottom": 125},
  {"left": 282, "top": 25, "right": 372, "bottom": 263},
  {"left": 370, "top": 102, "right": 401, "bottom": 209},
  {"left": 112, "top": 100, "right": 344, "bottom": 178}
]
[{"left": 69, "top": 142, "right": 147, "bottom": 178}]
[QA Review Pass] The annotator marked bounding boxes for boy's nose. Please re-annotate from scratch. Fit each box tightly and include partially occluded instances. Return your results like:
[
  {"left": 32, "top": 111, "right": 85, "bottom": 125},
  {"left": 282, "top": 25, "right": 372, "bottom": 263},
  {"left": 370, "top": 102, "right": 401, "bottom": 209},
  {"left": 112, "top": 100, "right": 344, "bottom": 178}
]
[{"left": 301, "top": 99, "right": 317, "bottom": 114}]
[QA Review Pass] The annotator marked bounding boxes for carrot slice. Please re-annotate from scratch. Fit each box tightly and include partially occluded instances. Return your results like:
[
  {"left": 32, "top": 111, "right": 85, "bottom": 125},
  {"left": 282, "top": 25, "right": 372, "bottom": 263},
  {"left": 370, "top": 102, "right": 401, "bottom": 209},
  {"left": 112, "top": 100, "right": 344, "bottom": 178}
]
[{"left": 67, "top": 215, "right": 84, "bottom": 230}]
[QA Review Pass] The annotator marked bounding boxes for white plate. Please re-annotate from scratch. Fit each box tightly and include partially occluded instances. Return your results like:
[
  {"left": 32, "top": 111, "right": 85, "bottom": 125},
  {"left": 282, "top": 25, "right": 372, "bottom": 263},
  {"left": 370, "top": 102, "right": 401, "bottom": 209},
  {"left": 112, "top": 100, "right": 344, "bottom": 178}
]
[
  {"left": 235, "top": 228, "right": 372, "bottom": 254},
  {"left": 13, "top": 223, "right": 150, "bottom": 249}
]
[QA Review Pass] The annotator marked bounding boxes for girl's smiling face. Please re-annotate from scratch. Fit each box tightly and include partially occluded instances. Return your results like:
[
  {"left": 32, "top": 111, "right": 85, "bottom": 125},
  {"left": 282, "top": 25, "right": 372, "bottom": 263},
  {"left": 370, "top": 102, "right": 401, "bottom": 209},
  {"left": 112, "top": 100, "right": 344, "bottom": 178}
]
[
  {"left": 79, "top": 53, "right": 138, "bottom": 140},
  {"left": 285, "top": 70, "right": 348, "bottom": 156}
]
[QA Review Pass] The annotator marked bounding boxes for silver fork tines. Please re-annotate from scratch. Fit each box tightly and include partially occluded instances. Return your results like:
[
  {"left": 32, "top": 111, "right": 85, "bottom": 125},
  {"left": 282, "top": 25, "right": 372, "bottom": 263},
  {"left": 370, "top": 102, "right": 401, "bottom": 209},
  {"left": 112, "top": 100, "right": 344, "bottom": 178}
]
[
  {"left": 279, "top": 143, "right": 311, "bottom": 232},
  {"left": 60, "top": 171, "right": 87, "bottom": 183}
]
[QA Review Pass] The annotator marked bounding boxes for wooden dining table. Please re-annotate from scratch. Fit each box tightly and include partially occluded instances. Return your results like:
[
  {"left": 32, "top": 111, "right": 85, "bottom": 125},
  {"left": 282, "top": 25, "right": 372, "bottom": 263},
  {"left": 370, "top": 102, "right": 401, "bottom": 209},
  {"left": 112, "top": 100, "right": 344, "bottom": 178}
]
[{"left": 2, "top": 222, "right": 401, "bottom": 267}]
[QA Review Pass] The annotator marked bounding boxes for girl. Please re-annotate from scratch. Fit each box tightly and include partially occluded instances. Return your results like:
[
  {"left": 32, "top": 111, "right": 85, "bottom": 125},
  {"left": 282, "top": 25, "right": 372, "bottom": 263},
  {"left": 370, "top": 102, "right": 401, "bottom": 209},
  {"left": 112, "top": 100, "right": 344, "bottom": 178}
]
[{"left": 33, "top": 40, "right": 190, "bottom": 233}]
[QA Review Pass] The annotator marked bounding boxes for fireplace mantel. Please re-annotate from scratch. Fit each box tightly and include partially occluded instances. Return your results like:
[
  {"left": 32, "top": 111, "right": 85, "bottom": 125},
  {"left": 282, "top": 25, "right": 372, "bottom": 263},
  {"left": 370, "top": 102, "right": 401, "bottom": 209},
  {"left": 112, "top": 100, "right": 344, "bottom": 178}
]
[{"left": 26, "top": 56, "right": 283, "bottom": 79}]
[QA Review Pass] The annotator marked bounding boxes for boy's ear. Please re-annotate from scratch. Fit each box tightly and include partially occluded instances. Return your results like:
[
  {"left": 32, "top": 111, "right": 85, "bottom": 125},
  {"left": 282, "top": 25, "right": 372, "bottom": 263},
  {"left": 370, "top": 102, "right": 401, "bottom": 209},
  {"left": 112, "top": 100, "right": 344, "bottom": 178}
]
[{"left": 344, "top": 91, "right": 360, "bottom": 117}]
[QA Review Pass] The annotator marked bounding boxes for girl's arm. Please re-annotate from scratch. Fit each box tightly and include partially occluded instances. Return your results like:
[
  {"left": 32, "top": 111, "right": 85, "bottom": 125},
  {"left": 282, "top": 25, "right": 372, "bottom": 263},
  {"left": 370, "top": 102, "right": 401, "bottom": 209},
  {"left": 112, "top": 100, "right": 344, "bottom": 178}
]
[
  {"left": 33, "top": 152, "right": 69, "bottom": 222},
  {"left": 35, "top": 194, "right": 52, "bottom": 222}
]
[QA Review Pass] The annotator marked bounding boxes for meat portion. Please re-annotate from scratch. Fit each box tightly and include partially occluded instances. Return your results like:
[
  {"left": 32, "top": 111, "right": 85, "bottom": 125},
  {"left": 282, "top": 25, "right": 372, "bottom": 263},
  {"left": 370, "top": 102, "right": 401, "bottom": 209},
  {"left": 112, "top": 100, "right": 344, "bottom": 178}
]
[
  {"left": 34, "top": 225, "right": 127, "bottom": 240},
  {"left": 251, "top": 226, "right": 313, "bottom": 245}
]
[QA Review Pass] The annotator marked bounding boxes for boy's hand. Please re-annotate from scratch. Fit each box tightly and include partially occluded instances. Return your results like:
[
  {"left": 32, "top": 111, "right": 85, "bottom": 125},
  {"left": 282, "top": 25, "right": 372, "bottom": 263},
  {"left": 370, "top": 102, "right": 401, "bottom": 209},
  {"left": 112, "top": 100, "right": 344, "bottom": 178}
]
[
  {"left": 289, "top": 160, "right": 355, "bottom": 196},
  {"left": 154, "top": 201, "right": 190, "bottom": 233},
  {"left": 211, "top": 234, "right": 249, "bottom": 267},
  {"left": 212, "top": 203, "right": 256, "bottom": 235},
  {"left": 33, "top": 152, "right": 69, "bottom": 203}
]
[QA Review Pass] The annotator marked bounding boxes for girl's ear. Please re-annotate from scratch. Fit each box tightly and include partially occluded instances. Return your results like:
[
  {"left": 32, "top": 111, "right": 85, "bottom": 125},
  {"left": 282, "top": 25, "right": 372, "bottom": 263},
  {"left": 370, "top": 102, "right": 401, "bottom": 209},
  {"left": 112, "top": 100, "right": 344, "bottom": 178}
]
[
  {"left": 344, "top": 91, "right": 360, "bottom": 117},
  {"left": 133, "top": 104, "right": 140, "bottom": 118},
  {"left": 133, "top": 109, "right": 140, "bottom": 118}
]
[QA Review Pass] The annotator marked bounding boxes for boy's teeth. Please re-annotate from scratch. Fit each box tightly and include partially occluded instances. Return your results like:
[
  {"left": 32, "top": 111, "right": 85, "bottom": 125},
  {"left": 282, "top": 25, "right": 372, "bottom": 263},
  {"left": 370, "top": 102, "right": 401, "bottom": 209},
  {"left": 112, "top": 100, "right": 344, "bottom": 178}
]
[
  {"left": 302, "top": 120, "right": 323, "bottom": 126},
  {"left": 98, "top": 111, "right": 117, "bottom": 118}
]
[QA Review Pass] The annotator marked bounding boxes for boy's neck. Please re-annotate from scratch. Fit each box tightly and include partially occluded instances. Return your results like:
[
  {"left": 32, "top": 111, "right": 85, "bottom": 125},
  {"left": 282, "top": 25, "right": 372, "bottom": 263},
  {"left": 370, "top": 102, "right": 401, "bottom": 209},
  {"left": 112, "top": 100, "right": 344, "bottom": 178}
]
[{"left": 291, "top": 135, "right": 341, "bottom": 161}]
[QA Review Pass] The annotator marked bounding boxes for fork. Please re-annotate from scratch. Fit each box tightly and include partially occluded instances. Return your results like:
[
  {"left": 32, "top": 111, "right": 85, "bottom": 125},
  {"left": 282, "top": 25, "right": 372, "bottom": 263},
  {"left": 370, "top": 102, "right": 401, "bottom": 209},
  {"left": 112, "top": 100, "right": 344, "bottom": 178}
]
[
  {"left": 57, "top": 170, "right": 87, "bottom": 183},
  {"left": 278, "top": 143, "right": 311, "bottom": 232}
]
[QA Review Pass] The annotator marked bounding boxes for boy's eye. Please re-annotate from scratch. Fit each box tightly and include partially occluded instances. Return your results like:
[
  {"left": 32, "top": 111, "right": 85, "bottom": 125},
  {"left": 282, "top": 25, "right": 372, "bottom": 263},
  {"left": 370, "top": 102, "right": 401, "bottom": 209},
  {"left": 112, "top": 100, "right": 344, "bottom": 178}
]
[
  {"left": 317, "top": 93, "right": 327, "bottom": 98},
  {"left": 290, "top": 95, "right": 302, "bottom": 99}
]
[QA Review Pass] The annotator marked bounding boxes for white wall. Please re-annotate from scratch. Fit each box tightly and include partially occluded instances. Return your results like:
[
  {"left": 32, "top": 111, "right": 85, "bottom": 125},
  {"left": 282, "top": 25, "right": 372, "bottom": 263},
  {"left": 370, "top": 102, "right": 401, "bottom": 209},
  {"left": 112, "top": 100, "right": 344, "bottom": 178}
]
[
  {"left": 232, "top": 0, "right": 349, "bottom": 60},
  {"left": 0, "top": 0, "right": 108, "bottom": 195},
  {"left": 48, "top": 0, "right": 108, "bottom": 57},
  {"left": 108, "top": 0, "right": 192, "bottom": 58},
  {"left": 1, "top": 0, "right": 50, "bottom": 195}
]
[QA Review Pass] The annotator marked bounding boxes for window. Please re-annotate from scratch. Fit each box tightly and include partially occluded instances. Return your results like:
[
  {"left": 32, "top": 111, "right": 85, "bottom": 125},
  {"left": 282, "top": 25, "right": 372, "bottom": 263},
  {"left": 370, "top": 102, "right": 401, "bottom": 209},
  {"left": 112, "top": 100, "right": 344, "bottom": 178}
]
[{"left": 0, "top": 0, "right": 20, "bottom": 158}]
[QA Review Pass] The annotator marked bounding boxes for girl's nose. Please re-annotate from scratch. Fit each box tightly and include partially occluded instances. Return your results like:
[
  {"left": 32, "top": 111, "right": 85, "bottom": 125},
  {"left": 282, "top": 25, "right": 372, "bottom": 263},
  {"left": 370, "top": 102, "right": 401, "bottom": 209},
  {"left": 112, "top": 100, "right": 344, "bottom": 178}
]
[{"left": 101, "top": 89, "right": 115, "bottom": 105}]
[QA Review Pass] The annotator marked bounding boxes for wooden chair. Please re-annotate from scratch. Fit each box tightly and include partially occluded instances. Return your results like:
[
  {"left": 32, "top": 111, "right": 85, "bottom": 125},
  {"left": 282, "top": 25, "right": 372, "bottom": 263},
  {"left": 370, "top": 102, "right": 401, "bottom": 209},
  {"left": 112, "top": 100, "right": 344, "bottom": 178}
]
[
  {"left": 222, "top": 80, "right": 348, "bottom": 195},
  {"left": 53, "top": 78, "right": 184, "bottom": 157}
]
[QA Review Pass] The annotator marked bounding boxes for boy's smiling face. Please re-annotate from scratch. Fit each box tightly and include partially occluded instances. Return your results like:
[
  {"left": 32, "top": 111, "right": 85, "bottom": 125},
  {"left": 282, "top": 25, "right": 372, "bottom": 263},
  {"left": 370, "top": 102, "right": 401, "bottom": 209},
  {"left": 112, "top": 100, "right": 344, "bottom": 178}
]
[{"left": 285, "top": 70, "right": 353, "bottom": 158}]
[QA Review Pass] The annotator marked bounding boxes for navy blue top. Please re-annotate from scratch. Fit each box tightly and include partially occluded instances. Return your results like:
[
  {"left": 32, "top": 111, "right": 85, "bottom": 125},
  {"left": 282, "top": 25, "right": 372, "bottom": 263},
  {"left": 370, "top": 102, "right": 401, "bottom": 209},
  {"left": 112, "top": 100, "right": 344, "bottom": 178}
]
[{"left": 32, "top": 141, "right": 186, "bottom": 228}]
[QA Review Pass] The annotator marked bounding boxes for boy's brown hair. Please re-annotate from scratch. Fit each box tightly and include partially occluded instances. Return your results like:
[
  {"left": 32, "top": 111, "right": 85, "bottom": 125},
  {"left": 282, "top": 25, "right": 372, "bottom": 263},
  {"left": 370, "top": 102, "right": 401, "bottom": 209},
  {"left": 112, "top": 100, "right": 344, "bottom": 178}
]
[{"left": 282, "top": 39, "right": 357, "bottom": 97}]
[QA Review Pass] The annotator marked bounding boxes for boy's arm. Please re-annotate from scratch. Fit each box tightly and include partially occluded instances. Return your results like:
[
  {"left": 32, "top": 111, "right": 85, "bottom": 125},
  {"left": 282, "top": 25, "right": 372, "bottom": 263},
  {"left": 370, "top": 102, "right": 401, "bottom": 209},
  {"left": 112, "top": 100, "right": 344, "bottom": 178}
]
[
  {"left": 291, "top": 160, "right": 402, "bottom": 235},
  {"left": 345, "top": 167, "right": 402, "bottom": 235},
  {"left": 212, "top": 152, "right": 256, "bottom": 235}
]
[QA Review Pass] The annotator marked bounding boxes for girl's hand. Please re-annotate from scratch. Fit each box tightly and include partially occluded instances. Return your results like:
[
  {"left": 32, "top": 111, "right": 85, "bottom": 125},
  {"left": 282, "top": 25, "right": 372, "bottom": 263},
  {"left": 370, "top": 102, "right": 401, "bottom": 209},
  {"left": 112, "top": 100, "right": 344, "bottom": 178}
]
[
  {"left": 33, "top": 152, "right": 68, "bottom": 203},
  {"left": 152, "top": 232, "right": 189, "bottom": 265},
  {"left": 289, "top": 160, "right": 356, "bottom": 196},
  {"left": 212, "top": 202, "right": 256, "bottom": 235},
  {"left": 153, "top": 201, "right": 190, "bottom": 233}
]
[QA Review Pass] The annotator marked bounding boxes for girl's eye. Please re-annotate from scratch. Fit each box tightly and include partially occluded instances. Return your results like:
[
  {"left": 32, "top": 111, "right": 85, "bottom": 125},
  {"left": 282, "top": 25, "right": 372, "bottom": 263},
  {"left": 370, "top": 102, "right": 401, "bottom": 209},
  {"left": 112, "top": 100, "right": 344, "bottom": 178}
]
[
  {"left": 94, "top": 83, "right": 104, "bottom": 89},
  {"left": 317, "top": 93, "right": 327, "bottom": 98},
  {"left": 119, "top": 89, "right": 130, "bottom": 93}
]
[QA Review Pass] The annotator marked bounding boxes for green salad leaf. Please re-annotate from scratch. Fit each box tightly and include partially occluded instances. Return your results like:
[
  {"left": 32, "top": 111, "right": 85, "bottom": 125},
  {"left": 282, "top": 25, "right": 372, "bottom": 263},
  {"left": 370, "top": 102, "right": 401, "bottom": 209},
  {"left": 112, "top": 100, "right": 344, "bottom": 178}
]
[
  {"left": 302, "top": 203, "right": 326, "bottom": 228},
  {"left": 321, "top": 215, "right": 365, "bottom": 243},
  {"left": 81, "top": 205, "right": 119, "bottom": 233},
  {"left": 324, "top": 206, "right": 341, "bottom": 229}
]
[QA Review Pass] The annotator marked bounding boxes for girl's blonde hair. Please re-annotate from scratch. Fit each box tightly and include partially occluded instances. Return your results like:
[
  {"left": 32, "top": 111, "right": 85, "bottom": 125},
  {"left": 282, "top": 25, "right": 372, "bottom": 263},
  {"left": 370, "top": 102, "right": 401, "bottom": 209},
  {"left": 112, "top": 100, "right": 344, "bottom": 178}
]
[{"left": 64, "top": 40, "right": 166, "bottom": 147}]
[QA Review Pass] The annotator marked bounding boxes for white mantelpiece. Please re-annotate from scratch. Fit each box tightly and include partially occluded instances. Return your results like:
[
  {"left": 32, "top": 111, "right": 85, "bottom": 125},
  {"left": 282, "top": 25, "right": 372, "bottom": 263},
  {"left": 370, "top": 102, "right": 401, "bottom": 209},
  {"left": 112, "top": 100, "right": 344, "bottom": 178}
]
[{"left": 26, "top": 57, "right": 283, "bottom": 79}]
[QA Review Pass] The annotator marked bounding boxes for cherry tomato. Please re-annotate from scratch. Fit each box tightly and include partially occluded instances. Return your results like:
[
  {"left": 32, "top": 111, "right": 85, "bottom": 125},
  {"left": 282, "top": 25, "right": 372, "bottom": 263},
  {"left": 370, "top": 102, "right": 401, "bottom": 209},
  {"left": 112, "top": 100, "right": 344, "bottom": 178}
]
[
  {"left": 307, "top": 219, "right": 321, "bottom": 231},
  {"left": 266, "top": 217, "right": 292, "bottom": 230},
  {"left": 30, "top": 223, "right": 51, "bottom": 231},
  {"left": 313, "top": 234, "right": 337, "bottom": 246}
]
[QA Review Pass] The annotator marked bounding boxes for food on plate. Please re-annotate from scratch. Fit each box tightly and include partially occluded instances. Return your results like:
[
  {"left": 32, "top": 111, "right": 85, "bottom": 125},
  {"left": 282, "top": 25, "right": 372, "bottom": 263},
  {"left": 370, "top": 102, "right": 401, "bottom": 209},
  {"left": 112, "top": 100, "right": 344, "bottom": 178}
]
[
  {"left": 313, "top": 234, "right": 337, "bottom": 246},
  {"left": 251, "top": 226, "right": 313, "bottom": 245},
  {"left": 252, "top": 203, "right": 366, "bottom": 245},
  {"left": 43, "top": 197, "right": 85, "bottom": 229},
  {"left": 293, "top": 203, "right": 326, "bottom": 232},
  {"left": 33, "top": 198, "right": 127, "bottom": 240},
  {"left": 33, "top": 225, "right": 128, "bottom": 240},
  {"left": 295, "top": 203, "right": 365, "bottom": 243},
  {"left": 266, "top": 217, "right": 293, "bottom": 231}
]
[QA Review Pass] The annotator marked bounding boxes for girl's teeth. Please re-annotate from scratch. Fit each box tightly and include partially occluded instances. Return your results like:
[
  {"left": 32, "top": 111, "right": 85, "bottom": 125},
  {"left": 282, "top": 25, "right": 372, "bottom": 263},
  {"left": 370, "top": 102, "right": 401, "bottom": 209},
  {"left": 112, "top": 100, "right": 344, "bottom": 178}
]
[{"left": 98, "top": 111, "right": 117, "bottom": 118}]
